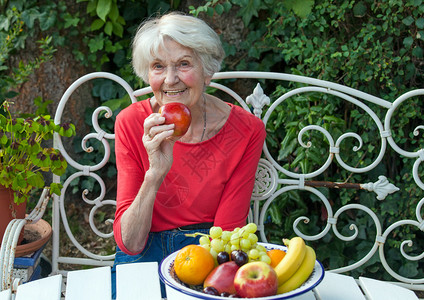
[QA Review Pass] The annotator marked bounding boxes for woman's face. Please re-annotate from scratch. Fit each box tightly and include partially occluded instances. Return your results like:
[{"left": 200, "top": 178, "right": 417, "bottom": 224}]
[{"left": 148, "top": 38, "right": 211, "bottom": 109}]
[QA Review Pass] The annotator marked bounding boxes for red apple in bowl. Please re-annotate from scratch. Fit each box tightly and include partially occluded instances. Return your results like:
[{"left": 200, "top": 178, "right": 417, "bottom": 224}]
[
  {"left": 233, "top": 261, "right": 278, "bottom": 298},
  {"left": 203, "top": 261, "right": 239, "bottom": 295},
  {"left": 159, "top": 102, "right": 191, "bottom": 137}
]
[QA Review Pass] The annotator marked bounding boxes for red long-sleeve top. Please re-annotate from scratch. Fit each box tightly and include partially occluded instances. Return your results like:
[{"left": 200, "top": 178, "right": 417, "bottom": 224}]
[{"left": 113, "top": 99, "right": 266, "bottom": 255}]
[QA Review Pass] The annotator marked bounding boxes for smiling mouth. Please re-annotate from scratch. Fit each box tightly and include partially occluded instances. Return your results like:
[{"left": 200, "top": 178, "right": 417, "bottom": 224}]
[{"left": 164, "top": 89, "right": 186, "bottom": 96}]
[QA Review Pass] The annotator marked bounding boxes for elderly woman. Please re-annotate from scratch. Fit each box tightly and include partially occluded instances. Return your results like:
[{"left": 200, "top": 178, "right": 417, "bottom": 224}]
[{"left": 112, "top": 12, "right": 266, "bottom": 297}]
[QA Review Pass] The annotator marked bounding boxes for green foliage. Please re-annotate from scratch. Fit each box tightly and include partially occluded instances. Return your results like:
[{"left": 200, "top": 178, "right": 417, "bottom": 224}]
[
  {"left": 2, "top": 0, "right": 423, "bottom": 281},
  {"left": 262, "top": 0, "right": 423, "bottom": 279},
  {"left": 0, "top": 100, "right": 76, "bottom": 204},
  {"left": 0, "top": 3, "right": 71, "bottom": 204},
  {"left": 0, "top": 7, "right": 56, "bottom": 101},
  {"left": 283, "top": 0, "right": 315, "bottom": 18},
  {"left": 78, "top": 0, "right": 126, "bottom": 37},
  {"left": 189, "top": 0, "right": 424, "bottom": 280},
  {"left": 190, "top": 0, "right": 315, "bottom": 26},
  {"left": 70, "top": 0, "right": 177, "bottom": 76},
  {"left": 189, "top": 0, "right": 232, "bottom": 18},
  {"left": 262, "top": 0, "right": 423, "bottom": 98}
]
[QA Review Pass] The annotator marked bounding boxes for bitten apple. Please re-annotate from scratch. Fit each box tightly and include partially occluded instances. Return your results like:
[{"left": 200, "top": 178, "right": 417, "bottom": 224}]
[
  {"left": 203, "top": 261, "right": 239, "bottom": 295},
  {"left": 159, "top": 102, "right": 191, "bottom": 137},
  {"left": 233, "top": 261, "right": 278, "bottom": 298}
]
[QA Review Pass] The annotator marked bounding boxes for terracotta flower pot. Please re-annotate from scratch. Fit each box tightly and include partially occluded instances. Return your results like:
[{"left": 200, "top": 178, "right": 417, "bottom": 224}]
[
  {"left": 15, "top": 218, "right": 52, "bottom": 257},
  {"left": 0, "top": 185, "right": 26, "bottom": 244}
]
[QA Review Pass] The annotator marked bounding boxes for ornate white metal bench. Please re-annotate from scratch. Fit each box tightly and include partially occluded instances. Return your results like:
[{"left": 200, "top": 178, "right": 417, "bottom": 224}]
[{"left": 1, "top": 71, "right": 423, "bottom": 299}]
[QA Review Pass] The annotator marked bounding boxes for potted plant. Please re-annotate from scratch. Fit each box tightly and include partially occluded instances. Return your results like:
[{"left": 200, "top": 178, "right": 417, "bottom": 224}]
[{"left": 0, "top": 99, "right": 75, "bottom": 242}]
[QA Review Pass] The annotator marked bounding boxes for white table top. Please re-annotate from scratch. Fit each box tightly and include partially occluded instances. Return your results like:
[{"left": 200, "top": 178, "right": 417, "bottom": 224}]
[{"left": 0, "top": 262, "right": 419, "bottom": 300}]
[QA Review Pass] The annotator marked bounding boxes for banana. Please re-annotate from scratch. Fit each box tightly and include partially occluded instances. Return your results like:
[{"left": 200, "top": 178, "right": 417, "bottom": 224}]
[
  {"left": 277, "top": 245, "right": 316, "bottom": 294},
  {"left": 274, "top": 237, "right": 306, "bottom": 286}
]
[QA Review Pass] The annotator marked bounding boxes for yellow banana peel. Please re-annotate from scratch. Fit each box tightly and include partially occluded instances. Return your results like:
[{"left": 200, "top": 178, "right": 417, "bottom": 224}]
[
  {"left": 277, "top": 245, "right": 316, "bottom": 294},
  {"left": 274, "top": 236, "right": 306, "bottom": 286}
]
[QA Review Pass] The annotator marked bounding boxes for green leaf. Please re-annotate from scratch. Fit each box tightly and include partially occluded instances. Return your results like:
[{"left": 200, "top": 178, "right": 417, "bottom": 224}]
[
  {"left": 299, "top": 159, "right": 309, "bottom": 173},
  {"left": 399, "top": 262, "right": 419, "bottom": 277},
  {"left": 91, "top": 19, "right": 105, "bottom": 31},
  {"left": 50, "top": 183, "right": 63, "bottom": 196},
  {"left": 353, "top": 1, "right": 367, "bottom": 17},
  {"left": 278, "top": 136, "right": 298, "bottom": 161},
  {"left": 112, "top": 22, "right": 123, "bottom": 37},
  {"left": 102, "top": 97, "right": 130, "bottom": 111},
  {"left": 21, "top": 8, "right": 41, "bottom": 29},
  {"left": 96, "top": 0, "right": 112, "bottom": 22},
  {"left": 291, "top": 151, "right": 306, "bottom": 167},
  {"left": 109, "top": 2, "right": 119, "bottom": 22},
  {"left": 0, "top": 15, "right": 10, "bottom": 31},
  {"left": 402, "top": 16, "right": 415, "bottom": 26},
  {"left": 39, "top": 10, "right": 57, "bottom": 31},
  {"left": 284, "top": 0, "right": 314, "bottom": 18},
  {"left": 237, "top": 0, "right": 264, "bottom": 26},
  {"left": 86, "top": 0, "right": 97, "bottom": 14},
  {"left": 215, "top": 4, "right": 224, "bottom": 15},
  {"left": 223, "top": 1, "right": 232, "bottom": 12},
  {"left": 323, "top": 115, "right": 344, "bottom": 123},
  {"left": 88, "top": 35, "right": 105, "bottom": 52},
  {"left": 99, "top": 81, "right": 116, "bottom": 100},
  {"left": 307, "top": 150, "right": 323, "bottom": 165},
  {"left": 62, "top": 124, "right": 76, "bottom": 137},
  {"left": 30, "top": 143, "right": 41, "bottom": 153},
  {"left": 416, "top": 18, "right": 424, "bottom": 29},
  {"left": 269, "top": 204, "right": 282, "bottom": 226},
  {"left": 26, "top": 171, "right": 45, "bottom": 188},
  {"left": 412, "top": 46, "right": 423, "bottom": 58},
  {"left": 104, "top": 21, "right": 113, "bottom": 35},
  {"left": 0, "top": 134, "right": 8, "bottom": 145},
  {"left": 403, "top": 36, "right": 414, "bottom": 48},
  {"left": 116, "top": 15, "right": 125, "bottom": 25},
  {"left": 206, "top": 6, "right": 214, "bottom": 17},
  {"left": 63, "top": 13, "right": 80, "bottom": 29},
  {"left": 12, "top": 174, "right": 26, "bottom": 189}
]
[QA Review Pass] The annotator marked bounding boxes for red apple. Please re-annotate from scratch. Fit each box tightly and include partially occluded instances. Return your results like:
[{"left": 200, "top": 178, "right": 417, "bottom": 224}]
[
  {"left": 203, "top": 261, "right": 239, "bottom": 295},
  {"left": 233, "top": 261, "right": 278, "bottom": 298},
  {"left": 159, "top": 102, "right": 191, "bottom": 137}
]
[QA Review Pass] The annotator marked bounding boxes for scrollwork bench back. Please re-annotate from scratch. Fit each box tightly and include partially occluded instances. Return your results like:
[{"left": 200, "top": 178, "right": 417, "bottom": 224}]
[{"left": 51, "top": 71, "right": 424, "bottom": 292}]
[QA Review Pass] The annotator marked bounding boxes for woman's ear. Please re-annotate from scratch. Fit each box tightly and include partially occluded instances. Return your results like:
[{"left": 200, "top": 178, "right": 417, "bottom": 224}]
[{"left": 204, "top": 76, "right": 212, "bottom": 87}]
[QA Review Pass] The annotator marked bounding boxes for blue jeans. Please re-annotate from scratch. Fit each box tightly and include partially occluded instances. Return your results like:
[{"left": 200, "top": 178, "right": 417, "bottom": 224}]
[{"left": 111, "top": 228, "right": 208, "bottom": 299}]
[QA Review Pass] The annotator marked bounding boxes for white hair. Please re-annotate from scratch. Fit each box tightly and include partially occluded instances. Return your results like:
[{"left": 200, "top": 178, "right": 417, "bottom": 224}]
[{"left": 132, "top": 12, "right": 225, "bottom": 83}]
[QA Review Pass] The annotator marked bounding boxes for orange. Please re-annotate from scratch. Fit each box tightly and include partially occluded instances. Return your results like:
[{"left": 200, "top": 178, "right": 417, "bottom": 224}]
[
  {"left": 267, "top": 248, "right": 286, "bottom": 268},
  {"left": 174, "top": 244, "right": 215, "bottom": 285}
]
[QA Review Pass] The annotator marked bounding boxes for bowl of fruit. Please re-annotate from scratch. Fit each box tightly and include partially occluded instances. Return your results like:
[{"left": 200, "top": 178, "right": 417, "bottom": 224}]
[{"left": 159, "top": 223, "right": 325, "bottom": 299}]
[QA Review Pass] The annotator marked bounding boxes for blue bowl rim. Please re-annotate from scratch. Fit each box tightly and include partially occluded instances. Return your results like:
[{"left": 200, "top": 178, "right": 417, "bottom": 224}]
[{"left": 159, "top": 242, "right": 325, "bottom": 300}]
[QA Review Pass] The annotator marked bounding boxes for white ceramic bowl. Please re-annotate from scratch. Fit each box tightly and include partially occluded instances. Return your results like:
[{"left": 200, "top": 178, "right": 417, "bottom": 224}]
[{"left": 159, "top": 242, "right": 324, "bottom": 300}]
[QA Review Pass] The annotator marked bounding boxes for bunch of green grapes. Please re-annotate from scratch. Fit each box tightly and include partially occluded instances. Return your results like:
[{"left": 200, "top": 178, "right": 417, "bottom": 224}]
[{"left": 197, "top": 223, "right": 271, "bottom": 264}]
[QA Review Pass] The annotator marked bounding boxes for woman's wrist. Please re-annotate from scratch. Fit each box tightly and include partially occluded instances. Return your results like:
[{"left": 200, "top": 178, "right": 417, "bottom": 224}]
[{"left": 144, "top": 168, "right": 167, "bottom": 190}]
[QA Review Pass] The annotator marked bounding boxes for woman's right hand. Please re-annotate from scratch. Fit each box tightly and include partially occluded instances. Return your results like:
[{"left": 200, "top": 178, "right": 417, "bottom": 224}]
[{"left": 143, "top": 113, "right": 177, "bottom": 177}]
